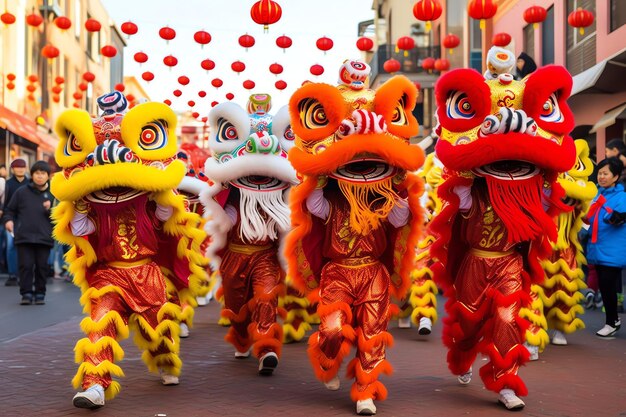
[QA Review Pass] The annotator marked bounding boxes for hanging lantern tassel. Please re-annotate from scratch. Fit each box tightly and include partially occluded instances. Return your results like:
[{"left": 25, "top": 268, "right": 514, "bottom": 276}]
[
  {"left": 425, "top": 21, "right": 432, "bottom": 32},
  {"left": 579, "top": 27, "right": 585, "bottom": 35},
  {"left": 480, "top": 19, "right": 485, "bottom": 30},
  {"left": 449, "top": 48, "right": 453, "bottom": 54},
  {"left": 533, "top": 23, "right": 539, "bottom": 30}
]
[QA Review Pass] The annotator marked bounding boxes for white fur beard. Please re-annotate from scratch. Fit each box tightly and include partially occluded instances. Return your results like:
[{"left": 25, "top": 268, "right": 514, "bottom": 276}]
[{"left": 238, "top": 188, "right": 290, "bottom": 242}]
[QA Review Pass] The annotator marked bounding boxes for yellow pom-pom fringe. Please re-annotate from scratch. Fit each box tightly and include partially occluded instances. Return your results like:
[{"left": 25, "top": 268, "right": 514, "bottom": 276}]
[
  {"left": 72, "top": 361, "right": 124, "bottom": 389},
  {"left": 74, "top": 336, "right": 125, "bottom": 363}
]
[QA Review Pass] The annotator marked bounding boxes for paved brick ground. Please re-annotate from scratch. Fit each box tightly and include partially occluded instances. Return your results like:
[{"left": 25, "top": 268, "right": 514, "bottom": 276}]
[{"left": 1, "top": 300, "right": 625, "bottom": 417}]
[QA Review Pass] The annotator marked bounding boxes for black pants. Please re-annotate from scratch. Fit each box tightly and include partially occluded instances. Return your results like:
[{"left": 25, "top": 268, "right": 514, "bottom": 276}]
[
  {"left": 596, "top": 264, "right": 622, "bottom": 326},
  {"left": 17, "top": 244, "right": 51, "bottom": 297}
]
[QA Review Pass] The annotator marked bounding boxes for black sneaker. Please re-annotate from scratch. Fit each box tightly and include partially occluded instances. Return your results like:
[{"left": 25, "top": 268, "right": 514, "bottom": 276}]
[
  {"left": 5, "top": 276, "right": 18, "bottom": 286},
  {"left": 34, "top": 294, "right": 45, "bottom": 305},
  {"left": 20, "top": 294, "right": 33, "bottom": 305}
]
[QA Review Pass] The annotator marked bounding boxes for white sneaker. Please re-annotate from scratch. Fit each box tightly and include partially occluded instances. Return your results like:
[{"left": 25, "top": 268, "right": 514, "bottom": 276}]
[
  {"left": 498, "top": 388, "right": 525, "bottom": 410},
  {"left": 179, "top": 323, "right": 190, "bottom": 338},
  {"left": 418, "top": 317, "right": 432, "bottom": 335},
  {"left": 235, "top": 349, "right": 251, "bottom": 359},
  {"left": 457, "top": 367, "right": 472, "bottom": 385},
  {"left": 160, "top": 370, "right": 180, "bottom": 385},
  {"left": 324, "top": 375, "right": 340, "bottom": 391},
  {"left": 551, "top": 330, "right": 567, "bottom": 345},
  {"left": 524, "top": 342, "right": 539, "bottom": 361},
  {"left": 596, "top": 324, "right": 618, "bottom": 339},
  {"left": 356, "top": 398, "right": 377, "bottom": 415},
  {"left": 72, "top": 384, "right": 105, "bottom": 409},
  {"left": 258, "top": 352, "right": 278, "bottom": 376},
  {"left": 398, "top": 316, "right": 411, "bottom": 328},
  {"left": 196, "top": 294, "right": 211, "bottom": 306}
]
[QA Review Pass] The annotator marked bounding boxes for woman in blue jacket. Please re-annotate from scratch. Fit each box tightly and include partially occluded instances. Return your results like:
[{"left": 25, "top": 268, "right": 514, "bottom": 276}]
[{"left": 586, "top": 157, "right": 626, "bottom": 338}]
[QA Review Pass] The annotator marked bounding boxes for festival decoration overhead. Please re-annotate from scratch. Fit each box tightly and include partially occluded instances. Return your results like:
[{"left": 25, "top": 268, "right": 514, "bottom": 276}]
[
  {"left": 26, "top": 11, "right": 43, "bottom": 27},
  {"left": 84, "top": 18, "right": 101, "bottom": 32},
  {"left": 1, "top": 11, "right": 16, "bottom": 26},
  {"left": 383, "top": 58, "right": 401, "bottom": 73},
  {"left": 568, "top": 7, "right": 594, "bottom": 35},
  {"left": 239, "top": 34, "right": 255, "bottom": 50},
  {"left": 163, "top": 55, "right": 178, "bottom": 68},
  {"left": 275, "top": 80, "right": 287, "bottom": 90},
  {"left": 134, "top": 51, "right": 148, "bottom": 64},
  {"left": 250, "top": 0, "right": 282, "bottom": 32},
  {"left": 201, "top": 59, "right": 215, "bottom": 71},
  {"left": 310, "top": 64, "right": 324, "bottom": 76},
  {"left": 178, "top": 75, "right": 190, "bottom": 85},
  {"left": 468, "top": 0, "right": 498, "bottom": 29},
  {"left": 54, "top": 16, "right": 72, "bottom": 30},
  {"left": 434, "top": 58, "right": 450, "bottom": 71},
  {"left": 356, "top": 37, "right": 374, "bottom": 51},
  {"left": 194, "top": 30, "right": 212, "bottom": 48},
  {"left": 159, "top": 26, "right": 176, "bottom": 42},
  {"left": 198, "top": 90, "right": 207, "bottom": 98},
  {"left": 276, "top": 35, "right": 292, "bottom": 52},
  {"left": 269, "top": 63, "right": 283, "bottom": 75},
  {"left": 226, "top": 92, "right": 235, "bottom": 100},
  {"left": 412, "top": 0, "right": 442, "bottom": 32},
  {"left": 316, "top": 36, "right": 334, "bottom": 54},
  {"left": 492, "top": 32, "right": 512, "bottom": 47},
  {"left": 396, "top": 36, "right": 415, "bottom": 56},
  {"left": 41, "top": 44, "right": 60, "bottom": 59},
  {"left": 100, "top": 45, "right": 117, "bottom": 58},
  {"left": 120, "top": 21, "right": 138, "bottom": 37},
  {"left": 82, "top": 72, "right": 95, "bottom": 83},
  {"left": 231, "top": 60, "right": 246, "bottom": 74},
  {"left": 442, "top": 33, "right": 460, "bottom": 54},
  {"left": 523, "top": 5, "right": 547, "bottom": 29},
  {"left": 421, "top": 57, "right": 435, "bottom": 72},
  {"left": 141, "top": 71, "right": 155, "bottom": 82},
  {"left": 242, "top": 80, "right": 256, "bottom": 90},
  {"left": 211, "top": 78, "right": 223, "bottom": 88}
]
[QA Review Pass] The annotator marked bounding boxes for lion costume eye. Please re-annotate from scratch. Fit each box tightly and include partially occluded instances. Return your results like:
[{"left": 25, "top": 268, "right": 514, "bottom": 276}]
[
  {"left": 446, "top": 91, "right": 475, "bottom": 119},
  {"left": 299, "top": 98, "right": 329, "bottom": 128},
  {"left": 54, "top": 109, "right": 97, "bottom": 168},
  {"left": 539, "top": 94, "right": 563, "bottom": 123},
  {"left": 216, "top": 118, "right": 240, "bottom": 142},
  {"left": 64, "top": 131, "right": 82, "bottom": 156},
  {"left": 139, "top": 121, "right": 168, "bottom": 151}
]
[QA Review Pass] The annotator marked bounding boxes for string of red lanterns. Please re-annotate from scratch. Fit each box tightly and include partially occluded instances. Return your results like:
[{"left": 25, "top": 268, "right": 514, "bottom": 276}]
[
  {"left": 568, "top": 7, "right": 594, "bottom": 35},
  {"left": 412, "top": 0, "right": 442, "bottom": 32},
  {"left": 250, "top": 0, "right": 282, "bottom": 32}
]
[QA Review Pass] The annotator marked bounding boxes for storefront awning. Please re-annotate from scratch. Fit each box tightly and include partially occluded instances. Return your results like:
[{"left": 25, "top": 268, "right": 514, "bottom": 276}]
[
  {"left": 0, "top": 105, "right": 57, "bottom": 152},
  {"left": 571, "top": 49, "right": 626, "bottom": 96},
  {"left": 590, "top": 102, "right": 626, "bottom": 133}
]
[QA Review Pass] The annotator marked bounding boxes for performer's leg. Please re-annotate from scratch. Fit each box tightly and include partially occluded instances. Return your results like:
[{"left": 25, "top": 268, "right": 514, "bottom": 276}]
[
  {"left": 347, "top": 263, "right": 393, "bottom": 406},
  {"left": 596, "top": 265, "right": 621, "bottom": 328},
  {"left": 308, "top": 263, "right": 356, "bottom": 384},
  {"left": 221, "top": 252, "right": 253, "bottom": 356},
  {"left": 73, "top": 289, "right": 130, "bottom": 406}
]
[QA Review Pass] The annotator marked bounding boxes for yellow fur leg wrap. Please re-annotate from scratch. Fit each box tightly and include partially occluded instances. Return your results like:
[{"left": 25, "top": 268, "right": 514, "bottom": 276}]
[
  {"left": 104, "top": 381, "right": 122, "bottom": 400},
  {"left": 141, "top": 351, "right": 182, "bottom": 375},
  {"left": 525, "top": 328, "right": 549, "bottom": 351},
  {"left": 130, "top": 314, "right": 180, "bottom": 353},
  {"left": 80, "top": 310, "right": 129, "bottom": 340},
  {"left": 80, "top": 285, "right": 126, "bottom": 315},
  {"left": 74, "top": 336, "right": 125, "bottom": 363},
  {"left": 283, "top": 322, "right": 312, "bottom": 343},
  {"left": 72, "top": 361, "right": 125, "bottom": 389}
]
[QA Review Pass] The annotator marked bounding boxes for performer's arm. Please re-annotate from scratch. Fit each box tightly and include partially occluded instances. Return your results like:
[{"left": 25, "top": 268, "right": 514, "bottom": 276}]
[
  {"left": 388, "top": 197, "right": 409, "bottom": 228},
  {"left": 224, "top": 204, "right": 238, "bottom": 226},
  {"left": 70, "top": 209, "right": 96, "bottom": 236},
  {"left": 453, "top": 185, "right": 473, "bottom": 212},
  {"left": 155, "top": 203, "right": 174, "bottom": 222},
  {"left": 306, "top": 188, "right": 330, "bottom": 220}
]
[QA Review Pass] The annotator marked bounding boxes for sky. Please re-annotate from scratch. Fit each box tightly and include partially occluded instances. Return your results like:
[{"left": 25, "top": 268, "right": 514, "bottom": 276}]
[{"left": 100, "top": 0, "right": 375, "bottom": 118}]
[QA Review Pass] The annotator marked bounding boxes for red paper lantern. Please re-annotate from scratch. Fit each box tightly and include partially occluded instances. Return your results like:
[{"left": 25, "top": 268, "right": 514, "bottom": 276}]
[
  {"left": 26, "top": 85, "right": 37, "bottom": 93},
  {"left": 568, "top": 7, "right": 594, "bottom": 35},
  {"left": 396, "top": 36, "right": 415, "bottom": 56},
  {"left": 523, "top": 5, "right": 547, "bottom": 29},
  {"left": 250, "top": 0, "right": 282, "bottom": 32},
  {"left": 121, "top": 21, "right": 138, "bottom": 37},
  {"left": 134, "top": 52, "right": 148, "bottom": 64},
  {"left": 269, "top": 63, "right": 283, "bottom": 75},
  {"left": 142, "top": 71, "right": 155, "bottom": 82},
  {"left": 6, "top": 73, "right": 16, "bottom": 81},
  {"left": 188, "top": 100, "right": 196, "bottom": 108},
  {"left": 101, "top": 45, "right": 117, "bottom": 58},
  {"left": 84, "top": 18, "right": 101, "bottom": 32},
  {"left": 421, "top": 57, "right": 436, "bottom": 72},
  {"left": 194, "top": 30, "right": 212, "bottom": 48},
  {"left": 276, "top": 35, "right": 292, "bottom": 52},
  {"left": 211, "top": 78, "right": 223, "bottom": 88},
  {"left": 413, "top": 0, "right": 442, "bottom": 32},
  {"left": 55, "top": 76, "right": 65, "bottom": 85},
  {"left": 26, "top": 12, "right": 44, "bottom": 27},
  {"left": 178, "top": 76, "right": 190, "bottom": 86},
  {"left": 83, "top": 72, "right": 96, "bottom": 83},
  {"left": 275, "top": 80, "right": 287, "bottom": 90},
  {"left": 72, "top": 103, "right": 80, "bottom": 108},
  {"left": 54, "top": 16, "right": 72, "bottom": 30},
  {"left": 41, "top": 44, "right": 60, "bottom": 59},
  {"left": 316, "top": 37, "right": 334, "bottom": 53},
  {"left": 239, "top": 34, "right": 255, "bottom": 50},
  {"left": 52, "top": 95, "right": 61, "bottom": 103},
  {"left": 468, "top": 0, "right": 498, "bottom": 30},
  {"left": 6, "top": 82, "right": 15, "bottom": 91},
  {"left": 226, "top": 93, "right": 235, "bottom": 100},
  {"left": 231, "top": 61, "right": 246, "bottom": 74},
  {"left": 492, "top": 32, "right": 512, "bottom": 47},
  {"left": 310, "top": 64, "right": 324, "bottom": 76},
  {"left": 126, "top": 94, "right": 136, "bottom": 102},
  {"left": 211, "top": 101, "right": 219, "bottom": 107},
  {"left": 414, "top": 81, "right": 422, "bottom": 91},
  {"left": 192, "top": 111, "right": 200, "bottom": 119},
  {"left": 173, "top": 89, "right": 182, "bottom": 97},
  {"left": 164, "top": 99, "right": 172, "bottom": 106},
  {"left": 442, "top": 34, "right": 460, "bottom": 54},
  {"left": 114, "top": 83, "right": 125, "bottom": 92},
  {"left": 1, "top": 12, "right": 16, "bottom": 25},
  {"left": 73, "top": 92, "right": 83, "bottom": 100},
  {"left": 27, "top": 94, "right": 36, "bottom": 101},
  {"left": 78, "top": 82, "right": 88, "bottom": 91},
  {"left": 28, "top": 74, "right": 39, "bottom": 83},
  {"left": 383, "top": 58, "right": 401, "bottom": 73},
  {"left": 243, "top": 80, "right": 256, "bottom": 90},
  {"left": 51, "top": 85, "right": 63, "bottom": 95},
  {"left": 356, "top": 37, "right": 374, "bottom": 52},
  {"left": 163, "top": 55, "right": 178, "bottom": 68},
  {"left": 198, "top": 90, "right": 207, "bottom": 98},
  {"left": 434, "top": 58, "right": 450, "bottom": 72},
  {"left": 159, "top": 26, "right": 176, "bottom": 42},
  {"left": 201, "top": 59, "right": 215, "bottom": 71}
]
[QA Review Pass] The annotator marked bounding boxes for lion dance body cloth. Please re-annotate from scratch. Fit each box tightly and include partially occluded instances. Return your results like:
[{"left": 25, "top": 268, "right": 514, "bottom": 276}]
[
  {"left": 429, "top": 49, "right": 576, "bottom": 410},
  {"left": 285, "top": 60, "right": 425, "bottom": 415},
  {"left": 202, "top": 94, "right": 297, "bottom": 375},
  {"left": 51, "top": 93, "right": 208, "bottom": 408}
]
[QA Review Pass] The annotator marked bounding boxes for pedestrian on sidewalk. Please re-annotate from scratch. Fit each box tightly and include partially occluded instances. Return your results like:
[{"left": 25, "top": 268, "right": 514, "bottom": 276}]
[
  {"left": 2, "top": 161, "right": 54, "bottom": 305},
  {"left": 586, "top": 157, "right": 626, "bottom": 338},
  {"left": 3, "top": 158, "right": 29, "bottom": 287}
]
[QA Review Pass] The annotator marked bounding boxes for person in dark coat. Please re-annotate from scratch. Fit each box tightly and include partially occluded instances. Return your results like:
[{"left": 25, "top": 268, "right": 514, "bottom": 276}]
[
  {"left": 3, "top": 158, "right": 29, "bottom": 286},
  {"left": 2, "top": 161, "right": 54, "bottom": 305},
  {"left": 515, "top": 52, "right": 537, "bottom": 80}
]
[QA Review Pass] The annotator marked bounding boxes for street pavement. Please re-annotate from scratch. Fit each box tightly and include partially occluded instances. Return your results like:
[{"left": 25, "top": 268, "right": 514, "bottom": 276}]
[{"left": 1, "top": 278, "right": 626, "bottom": 417}]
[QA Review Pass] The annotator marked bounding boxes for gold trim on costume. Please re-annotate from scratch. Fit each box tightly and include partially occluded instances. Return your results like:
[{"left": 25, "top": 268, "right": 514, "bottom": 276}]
[
  {"left": 469, "top": 248, "right": 515, "bottom": 258},
  {"left": 228, "top": 242, "right": 273, "bottom": 255},
  {"left": 334, "top": 256, "right": 378, "bottom": 268},
  {"left": 107, "top": 258, "right": 151, "bottom": 268}
]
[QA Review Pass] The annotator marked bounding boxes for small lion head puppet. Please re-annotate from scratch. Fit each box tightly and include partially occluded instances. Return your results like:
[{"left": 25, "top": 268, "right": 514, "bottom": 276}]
[{"left": 285, "top": 59, "right": 425, "bottom": 414}]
